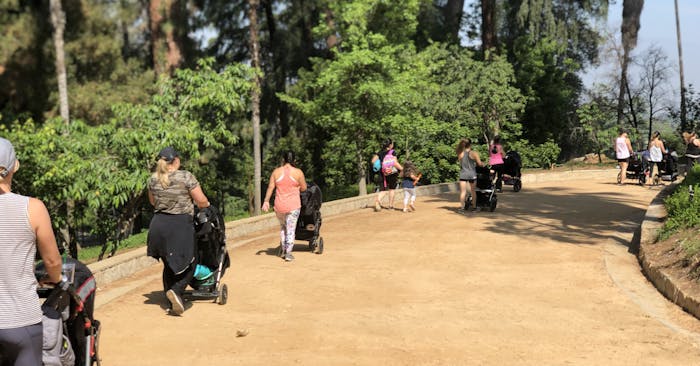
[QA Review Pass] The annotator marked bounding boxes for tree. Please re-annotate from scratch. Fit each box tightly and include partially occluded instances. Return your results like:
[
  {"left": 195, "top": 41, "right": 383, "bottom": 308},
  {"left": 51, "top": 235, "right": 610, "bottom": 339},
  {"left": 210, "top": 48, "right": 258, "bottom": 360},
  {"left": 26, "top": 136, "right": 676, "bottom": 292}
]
[
  {"left": 481, "top": 0, "right": 497, "bottom": 54},
  {"left": 674, "top": 0, "right": 687, "bottom": 132},
  {"left": 149, "top": 0, "right": 190, "bottom": 75},
  {"left": 500, "top": 0, "right": 609, "bottom": 145},
  {"left": 638, "top": 45, "right": 671, "bottom": 142},
  {"left": 49, "top": 0, "right": 69, "bottom": 122},
  {"left": 249, "top": 0, "right": 263, "bottom": 215},
  {"left": 3, "top": 59, "right": 253, "bottom": 259},
  {"left": 617, "top": 0, "right": 644, "bottom": 126}
]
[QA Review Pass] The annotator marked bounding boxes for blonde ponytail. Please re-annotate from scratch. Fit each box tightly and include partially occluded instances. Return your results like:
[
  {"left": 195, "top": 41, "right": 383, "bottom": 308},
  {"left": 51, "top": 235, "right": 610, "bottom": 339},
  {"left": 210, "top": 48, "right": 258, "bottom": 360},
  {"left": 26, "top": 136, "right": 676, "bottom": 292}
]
[{"left": 153, "top": 159, "right": 171, "bottom": 188}]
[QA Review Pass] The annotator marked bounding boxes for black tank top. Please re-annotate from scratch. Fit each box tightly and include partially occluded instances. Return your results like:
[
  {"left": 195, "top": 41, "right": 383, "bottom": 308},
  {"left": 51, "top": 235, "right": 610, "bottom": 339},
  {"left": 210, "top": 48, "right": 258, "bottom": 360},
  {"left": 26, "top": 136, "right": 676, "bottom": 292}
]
[{"left": 687, "top": 140, "right": 700, "bottom": 156}]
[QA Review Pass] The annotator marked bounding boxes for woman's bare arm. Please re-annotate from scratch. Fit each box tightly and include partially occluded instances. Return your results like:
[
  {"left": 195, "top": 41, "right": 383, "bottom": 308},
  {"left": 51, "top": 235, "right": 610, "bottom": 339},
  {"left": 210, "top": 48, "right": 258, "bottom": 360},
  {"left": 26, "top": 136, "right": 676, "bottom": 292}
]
[
  {"left": 262, "top": 170, "right": 278, "bottom": 211},
  {"left": 189, "top": 185, "right": 210, "bottom": 208},
  {"left": 29, "top": 198, "right": 62, "bottom": 283}
]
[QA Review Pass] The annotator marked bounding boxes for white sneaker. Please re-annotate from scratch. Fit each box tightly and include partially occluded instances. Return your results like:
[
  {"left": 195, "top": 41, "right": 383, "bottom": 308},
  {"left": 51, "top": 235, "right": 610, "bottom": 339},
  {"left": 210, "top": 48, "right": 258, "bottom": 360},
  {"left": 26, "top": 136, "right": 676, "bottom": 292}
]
[{"left": 166, "top": 289, "right": 184, "bottom": 315}]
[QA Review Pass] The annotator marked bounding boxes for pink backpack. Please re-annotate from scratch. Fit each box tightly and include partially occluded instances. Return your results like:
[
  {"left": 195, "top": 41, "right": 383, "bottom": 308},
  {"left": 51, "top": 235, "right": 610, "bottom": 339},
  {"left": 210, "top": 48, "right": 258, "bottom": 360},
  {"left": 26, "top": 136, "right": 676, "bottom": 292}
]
[{"left": 382, "top": 151, "right": 397, "bottom": 175}]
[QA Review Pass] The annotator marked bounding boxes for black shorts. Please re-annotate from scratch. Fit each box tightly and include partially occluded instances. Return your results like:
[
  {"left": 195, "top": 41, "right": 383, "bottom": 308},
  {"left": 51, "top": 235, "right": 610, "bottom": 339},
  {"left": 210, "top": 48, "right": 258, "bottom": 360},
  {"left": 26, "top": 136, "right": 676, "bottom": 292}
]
[
  {"left": 460, "top": 178, "right": 476, "bottom": 183},
  {"left": 380, "top": 173, "right": 399, "bottom": 191},
  {"left": 617, "top": 158, "right": 629, "bottom": 163}
]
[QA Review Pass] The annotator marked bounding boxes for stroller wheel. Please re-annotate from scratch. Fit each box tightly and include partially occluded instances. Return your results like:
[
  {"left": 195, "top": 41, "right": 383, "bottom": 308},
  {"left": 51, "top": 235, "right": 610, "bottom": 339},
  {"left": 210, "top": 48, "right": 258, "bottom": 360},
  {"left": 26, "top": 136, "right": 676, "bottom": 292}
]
[
  {"left": 489, "top": 197, "right": 498, "bottom": 212},
  {"left": 513, "top": 180, "right": 522, "bottom": 192},
  {"left": 217, "top": 284, "right": 228, "bottom": 305},
  {"left": 309, "top": 239, "right": 316, "bottom": 253},
  {"left": 639, "top": 174, "right": 646, "bottom": 185},
  {"left": 92, "top": 320, "right": 102, "bottom": 366},
  {"left": 653, "top": 174, "right": 660, "bottom": 186},
  {"left": 617, "top": 172, "right": 622, "bottom": 184},
  {"left": 316, "top": 237, "right": 324, "bottom": 254}
]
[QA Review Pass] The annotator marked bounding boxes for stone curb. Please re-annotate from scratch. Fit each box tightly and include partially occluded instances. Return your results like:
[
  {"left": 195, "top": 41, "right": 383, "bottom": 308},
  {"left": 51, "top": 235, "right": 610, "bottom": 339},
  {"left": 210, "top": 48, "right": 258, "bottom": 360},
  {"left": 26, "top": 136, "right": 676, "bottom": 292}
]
[
  {"left": 87, "top": 168, "right": 618, "bottom": 287},
  {"left": 637, "top": 180, "right": 700, "bottom": 320}
]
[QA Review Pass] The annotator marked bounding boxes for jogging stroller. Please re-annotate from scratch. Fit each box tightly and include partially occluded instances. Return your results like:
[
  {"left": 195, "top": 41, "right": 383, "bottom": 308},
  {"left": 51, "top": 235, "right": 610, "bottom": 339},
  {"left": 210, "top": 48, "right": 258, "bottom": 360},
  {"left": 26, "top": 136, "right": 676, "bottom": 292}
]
[
  {"left": 185, "top": 205, "right": 230, "bottom": 305},
  {"left": 618, "top": 151, "right": 646, "bottom": 185},
  {"left": 465, "top": 166, "right": 498, "bottom": 212},
  {"left": 36, "top": 257, "right": 101, "bottom": 366},
  {"left": 276, "top": 183, "right": 324, "bottom": 256},
  {"left": 502, "top": 151, "right": 523, "bottom": 192}
]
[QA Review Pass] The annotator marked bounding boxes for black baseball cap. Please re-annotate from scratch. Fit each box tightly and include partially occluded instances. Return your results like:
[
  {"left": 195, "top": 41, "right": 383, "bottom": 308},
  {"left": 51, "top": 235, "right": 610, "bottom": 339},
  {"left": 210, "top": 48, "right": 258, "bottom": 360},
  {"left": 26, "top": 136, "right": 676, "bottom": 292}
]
[{"left": 158, "top": 147, "right": 179, "bottom": 163}]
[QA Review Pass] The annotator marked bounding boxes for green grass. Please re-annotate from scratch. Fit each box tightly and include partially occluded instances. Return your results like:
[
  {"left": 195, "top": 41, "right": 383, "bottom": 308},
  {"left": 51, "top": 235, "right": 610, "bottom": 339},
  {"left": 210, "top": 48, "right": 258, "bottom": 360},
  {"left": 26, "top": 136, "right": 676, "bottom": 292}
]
[{"left": 78, "top": 231, "right": 149, "bottom": 264}]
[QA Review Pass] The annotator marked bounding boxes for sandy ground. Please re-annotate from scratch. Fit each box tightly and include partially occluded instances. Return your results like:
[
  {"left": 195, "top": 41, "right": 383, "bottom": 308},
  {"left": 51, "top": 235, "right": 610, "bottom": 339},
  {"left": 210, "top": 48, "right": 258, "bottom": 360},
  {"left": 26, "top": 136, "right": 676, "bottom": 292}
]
[{"left": 95, "top": 178, "right": 700, "bottom": 365}]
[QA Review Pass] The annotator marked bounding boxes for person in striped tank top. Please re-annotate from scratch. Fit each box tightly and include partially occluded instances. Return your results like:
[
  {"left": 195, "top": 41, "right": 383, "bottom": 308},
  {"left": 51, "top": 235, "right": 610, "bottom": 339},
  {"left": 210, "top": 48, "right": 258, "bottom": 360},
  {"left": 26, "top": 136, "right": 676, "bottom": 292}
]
[
  {"left": 0, "top": 137, "right": 63, "bottom": 365},
  {"left": 262, "top": 151, "right": 308, "bottom": 262}
]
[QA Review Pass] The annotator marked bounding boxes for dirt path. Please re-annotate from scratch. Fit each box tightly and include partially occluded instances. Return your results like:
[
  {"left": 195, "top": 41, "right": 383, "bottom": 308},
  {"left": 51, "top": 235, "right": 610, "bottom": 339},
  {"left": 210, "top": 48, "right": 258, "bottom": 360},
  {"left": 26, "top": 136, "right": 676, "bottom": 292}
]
[{"left": 96, "top": 178, "right": 700, "bottom": 365}]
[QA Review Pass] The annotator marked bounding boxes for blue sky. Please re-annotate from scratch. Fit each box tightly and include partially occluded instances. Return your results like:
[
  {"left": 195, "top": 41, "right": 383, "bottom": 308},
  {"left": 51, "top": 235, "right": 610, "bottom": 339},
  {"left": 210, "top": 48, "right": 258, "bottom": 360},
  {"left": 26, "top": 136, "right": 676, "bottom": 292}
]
[{"left": 583, "top": 0, "right": 699, "bottom": 100}]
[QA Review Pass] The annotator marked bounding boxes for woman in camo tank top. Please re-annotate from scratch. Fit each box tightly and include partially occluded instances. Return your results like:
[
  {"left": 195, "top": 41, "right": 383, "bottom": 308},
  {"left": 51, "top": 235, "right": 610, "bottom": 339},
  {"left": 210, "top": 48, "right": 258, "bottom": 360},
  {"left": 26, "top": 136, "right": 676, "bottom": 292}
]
[{"left": 147, "top": 147, "right": 211, "bottom": 316}]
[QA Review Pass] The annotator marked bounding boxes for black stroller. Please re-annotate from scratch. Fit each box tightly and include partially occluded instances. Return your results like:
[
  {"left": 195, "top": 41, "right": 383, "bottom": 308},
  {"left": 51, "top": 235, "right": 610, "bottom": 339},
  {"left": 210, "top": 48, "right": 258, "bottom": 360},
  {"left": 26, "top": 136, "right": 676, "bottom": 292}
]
[
  {"left": 502, "top": 151, "right": 523, "bottom": 192},
  {"left": 465, "top": 166, "right": 498, "bottom": 212},
  {"left": 618, "top": 151, "right": 646, "bottom": 185},
  {"left": 650, "top": 150, "right": 679, "bottom": 184},
  {"left": 36, "top": 257, "right": 101, "bottom": 366},
  {"left": 185, "top": 205, "right": 230, "bottom": 305},
  {"left": 277, "top": 183, "right": 324, "bottom": 255}
]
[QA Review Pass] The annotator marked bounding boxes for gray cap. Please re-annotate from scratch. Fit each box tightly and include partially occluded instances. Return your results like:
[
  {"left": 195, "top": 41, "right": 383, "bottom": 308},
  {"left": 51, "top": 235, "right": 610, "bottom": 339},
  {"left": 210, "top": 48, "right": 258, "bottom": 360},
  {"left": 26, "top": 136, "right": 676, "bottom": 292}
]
[{"left": 0, "top": 137, "right": 17, "bottom": 178}]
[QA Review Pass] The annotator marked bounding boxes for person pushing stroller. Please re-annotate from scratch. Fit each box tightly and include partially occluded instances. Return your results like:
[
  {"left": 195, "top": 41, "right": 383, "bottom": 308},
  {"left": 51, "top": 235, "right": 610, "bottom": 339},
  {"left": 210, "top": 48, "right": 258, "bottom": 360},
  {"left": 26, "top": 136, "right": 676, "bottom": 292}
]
[{"left": 147, "top": 147, "right": 211, "bottom": 316}]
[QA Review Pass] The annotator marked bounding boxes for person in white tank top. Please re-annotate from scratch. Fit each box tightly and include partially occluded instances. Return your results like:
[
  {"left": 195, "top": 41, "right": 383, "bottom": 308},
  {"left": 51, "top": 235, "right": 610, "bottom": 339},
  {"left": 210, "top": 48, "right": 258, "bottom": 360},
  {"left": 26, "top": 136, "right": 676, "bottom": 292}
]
[
  {"left": 614, "top": 129, "right": 634, "bottom": 185},
  {"left": 647, "top": 131, "right": 666, "bottom": 185}
]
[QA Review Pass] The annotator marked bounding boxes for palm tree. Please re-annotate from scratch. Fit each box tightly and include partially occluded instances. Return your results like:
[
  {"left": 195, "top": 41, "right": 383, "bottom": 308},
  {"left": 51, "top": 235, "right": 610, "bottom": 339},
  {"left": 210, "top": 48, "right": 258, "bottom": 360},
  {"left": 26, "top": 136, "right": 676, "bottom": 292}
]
[
  {"left": 617, "top": 0, "right": 644, "bottom": 126},
  {"left": 674, "top": 0, "right": 687, "bottom": 132}
]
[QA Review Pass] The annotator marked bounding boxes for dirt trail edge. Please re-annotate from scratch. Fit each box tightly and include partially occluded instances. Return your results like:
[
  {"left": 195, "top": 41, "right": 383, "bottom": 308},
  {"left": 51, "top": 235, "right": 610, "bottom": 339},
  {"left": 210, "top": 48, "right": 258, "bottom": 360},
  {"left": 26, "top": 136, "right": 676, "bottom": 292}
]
[{"left": 96, "top": 178, "right": 700, "bottom": 365}]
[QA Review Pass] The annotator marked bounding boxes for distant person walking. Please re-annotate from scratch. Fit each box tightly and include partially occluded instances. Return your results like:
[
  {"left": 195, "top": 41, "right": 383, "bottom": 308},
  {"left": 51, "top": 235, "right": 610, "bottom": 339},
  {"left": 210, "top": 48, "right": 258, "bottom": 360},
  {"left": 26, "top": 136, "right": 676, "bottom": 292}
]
[
  {"left": 647, "top": 131, "right": 666, "bottom": 185},
  {"left": 683, "top": 131, "right": 700, "bottom": 168},
  {"left": 262, "top": 151, "right": 308, "bottom": 262},
  {"left": 401, "top": 161, "right": 421, "bottom": 213},
  {"left": 457, "top": 138, "right": 485, "bottom": 212},
  {"left": 489, "top": 136, "right": 505, "bottom": 192},
  {"left": 0, "top": 137, "right": 63, "bottom": 365},
  {"left": 147, "top": 147, "right": 211, "bottom": 316},
  {"left": 615, "top": 129, "right": 634, "bottom": 185},
  {"left": 371, "top": 139, "right": 403, "bottom": 211}
]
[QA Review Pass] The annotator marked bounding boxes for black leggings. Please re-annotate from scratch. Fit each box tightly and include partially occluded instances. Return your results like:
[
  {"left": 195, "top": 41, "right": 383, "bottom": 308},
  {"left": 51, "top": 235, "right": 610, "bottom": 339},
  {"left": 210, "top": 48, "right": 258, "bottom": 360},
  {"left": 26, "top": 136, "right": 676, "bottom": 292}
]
[
  {"left": 0, "top": 323, "right": 43, "bottom": 366},
  {"left": 162, "top": 262, "right": 194, "bottom": 297},
  {"left": 491, "top": 164, "right": 504, "bottom": 189}
]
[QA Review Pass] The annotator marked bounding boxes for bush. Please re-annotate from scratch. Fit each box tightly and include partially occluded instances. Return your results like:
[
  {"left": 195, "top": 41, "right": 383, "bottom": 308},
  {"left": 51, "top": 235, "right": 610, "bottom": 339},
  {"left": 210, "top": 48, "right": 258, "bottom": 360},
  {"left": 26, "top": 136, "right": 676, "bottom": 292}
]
[
  {"left": 507, "top": 140, "right": 562, "bottom": 169},
  {"left": 660, "top": 165, "right": 700, "bottom": 239}
]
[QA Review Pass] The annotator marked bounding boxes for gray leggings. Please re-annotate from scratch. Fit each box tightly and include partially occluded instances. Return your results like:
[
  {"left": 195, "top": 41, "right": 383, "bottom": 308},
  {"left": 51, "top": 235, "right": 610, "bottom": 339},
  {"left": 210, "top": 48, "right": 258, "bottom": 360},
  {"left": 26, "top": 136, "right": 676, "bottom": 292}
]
[{"left": 0, "top": 322, "right": 43, "bottom": 366}]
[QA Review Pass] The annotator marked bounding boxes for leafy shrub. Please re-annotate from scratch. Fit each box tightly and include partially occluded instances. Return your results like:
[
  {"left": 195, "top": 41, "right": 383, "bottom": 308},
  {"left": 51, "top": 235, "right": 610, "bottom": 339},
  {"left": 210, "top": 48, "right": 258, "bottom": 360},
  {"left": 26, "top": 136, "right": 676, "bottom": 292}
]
[
  {"left": 661, "top": 165, "right": 700, "bottom": 239},
  {"left": 507, "top": 139, "right": 562, "bottom": 169}
]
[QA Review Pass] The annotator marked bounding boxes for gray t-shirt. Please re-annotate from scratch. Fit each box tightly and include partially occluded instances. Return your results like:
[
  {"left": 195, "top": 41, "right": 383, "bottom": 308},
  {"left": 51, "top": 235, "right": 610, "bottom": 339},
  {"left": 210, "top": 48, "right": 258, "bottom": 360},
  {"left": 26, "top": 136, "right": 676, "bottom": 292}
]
[
  {"left": 149, "top": 170, "right": 199, "bottom": 216},
  {"left": 460, "top": 150, "right": 477, "bottom": 180}
]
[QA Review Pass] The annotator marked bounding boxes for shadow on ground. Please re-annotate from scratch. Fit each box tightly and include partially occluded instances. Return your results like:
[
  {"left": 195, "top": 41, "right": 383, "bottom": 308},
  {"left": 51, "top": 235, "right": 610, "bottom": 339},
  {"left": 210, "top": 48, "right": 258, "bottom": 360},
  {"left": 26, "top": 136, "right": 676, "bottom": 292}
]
[{"left": 425, "top": 183, "right": 651, "bottom": 249}]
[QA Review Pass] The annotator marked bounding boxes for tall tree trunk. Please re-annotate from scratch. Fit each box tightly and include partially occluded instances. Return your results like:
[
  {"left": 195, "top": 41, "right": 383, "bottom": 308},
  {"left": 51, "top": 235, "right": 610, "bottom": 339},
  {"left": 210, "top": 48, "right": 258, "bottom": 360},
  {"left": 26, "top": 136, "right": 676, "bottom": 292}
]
[
  {"left": 50, "top": 0, "right": 74, "bottom": 256},
  {"left": 50, "top": 0, "right": 69, "bottom": 122},
  {"left": 149, "top": 0, "right": 183, "bottom": 76},
  {"left": 481, "top": 0, "right": 497, "bottom": 56},
  {"left": 617, "top": 0, "right": 644, "bottom": 126},
  {"left": 249, "top": 0, "right": 262, "bottom": 216},
  {"left": 443, "top": 0, "right": 465, "bottom": 43},
  {"left": 674, "top": 0, "right": 687, "bottom": 132}
]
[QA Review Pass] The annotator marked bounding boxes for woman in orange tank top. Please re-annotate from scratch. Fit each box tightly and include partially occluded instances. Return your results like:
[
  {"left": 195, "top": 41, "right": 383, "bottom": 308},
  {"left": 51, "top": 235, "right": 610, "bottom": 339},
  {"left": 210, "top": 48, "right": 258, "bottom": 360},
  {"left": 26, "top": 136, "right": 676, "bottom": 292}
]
[{"left": 262, "top": 151, "right": 308, "bottom": 262}]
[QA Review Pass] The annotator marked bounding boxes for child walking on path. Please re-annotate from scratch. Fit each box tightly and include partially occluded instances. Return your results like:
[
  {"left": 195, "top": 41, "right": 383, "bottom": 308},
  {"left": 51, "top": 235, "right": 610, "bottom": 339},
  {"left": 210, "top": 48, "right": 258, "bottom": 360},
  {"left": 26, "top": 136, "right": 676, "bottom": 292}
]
[{"left": 401, "top": 161, "right": 421, "bottom": 213}]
